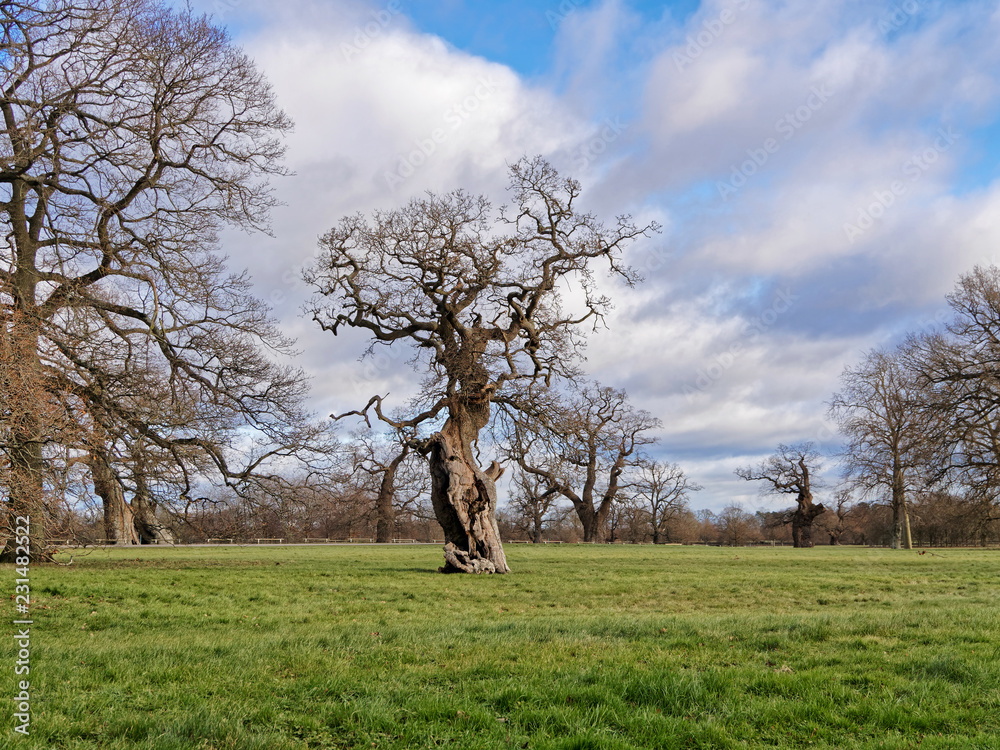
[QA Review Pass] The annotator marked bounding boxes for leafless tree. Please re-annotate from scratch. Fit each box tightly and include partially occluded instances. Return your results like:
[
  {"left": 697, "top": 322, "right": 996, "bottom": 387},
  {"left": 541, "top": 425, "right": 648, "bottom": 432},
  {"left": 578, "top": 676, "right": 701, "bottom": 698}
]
[
  {"left": 908, "top": 266, "right": 1000, "bottom": 525},
  {"left": 349, "top": 428, "right": 428, "bottom": 543},
  {"left": 817, "top": 487, "right": 855, "bottom": 546},
  {"left": 505, "top": 468, "right": 562, "bottom": 544},
  {"left": 694, "top": 508, "right": 717, "bottom": 544},
  {"left": 828, "top": 346, "right": 933, "bottom": 549},
  {"left": 715, "top": 504, "right": 760, "bottom": 547},
  {"left": 631, "top": 459, "right": 701, "bottom": 544},
  {"left": 606, "top": 494, "right": 648, "bottom": 543},
  {"left": 503, "top": 381, "right": 661, "bottom": 543},
  {"left": 306, "top": 157, "right": 657, "bottom": 572},
  {"left": 0, "top": 0, "right": 342, "bottom": 558},
  {"left": 736, "top": 443, "right": 826, "bottom": 547}
]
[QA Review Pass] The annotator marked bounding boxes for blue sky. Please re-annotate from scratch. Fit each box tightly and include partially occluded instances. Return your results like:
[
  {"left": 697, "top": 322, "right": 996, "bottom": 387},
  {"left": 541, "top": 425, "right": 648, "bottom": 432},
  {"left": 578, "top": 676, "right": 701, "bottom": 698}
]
[
  {"left": 404, "top": 0, "right": 702, "bottom": 76},
  {"left": 189, "top": 0, "right": 1000, "bottom": 511}
]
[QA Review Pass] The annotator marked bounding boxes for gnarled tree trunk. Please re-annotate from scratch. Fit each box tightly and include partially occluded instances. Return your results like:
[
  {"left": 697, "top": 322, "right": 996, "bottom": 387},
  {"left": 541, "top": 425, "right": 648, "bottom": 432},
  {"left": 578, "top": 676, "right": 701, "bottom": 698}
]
[
  {"left": 131, "top": 458, "right": 172, "bottom": 544},
  {"left": 428, "top": 403, "right": 509, "bottom": 574},
  {"left": 133, "top": 494, "right": 172, "bottom": 544},
  {"left": 89, "top": 449, "right": 139, "bottom": 546},
  {"left": 791, "top": 492, "right": 826, "bottom": 548}
]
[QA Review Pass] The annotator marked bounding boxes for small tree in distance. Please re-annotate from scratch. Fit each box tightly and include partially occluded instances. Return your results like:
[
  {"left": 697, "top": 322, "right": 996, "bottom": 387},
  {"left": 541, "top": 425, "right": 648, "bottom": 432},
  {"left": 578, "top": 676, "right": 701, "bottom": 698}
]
[
  {"left": 632, "top": 459, "right": 701, "bottom": 544},
  {"left": 349, "top": 428, "right": 428, "bottom": 543},
  {"left": 503, "top": 381, "right": 661, "bottom": 543},
  {"left": 736, "top": 443, "right": 826, "bottom": 547},
  {"left": 505, "top": 468, "right": 562, "bottom": 544},
  {"left": 715, "top": 504, "right": 759, "bottom": 547}
]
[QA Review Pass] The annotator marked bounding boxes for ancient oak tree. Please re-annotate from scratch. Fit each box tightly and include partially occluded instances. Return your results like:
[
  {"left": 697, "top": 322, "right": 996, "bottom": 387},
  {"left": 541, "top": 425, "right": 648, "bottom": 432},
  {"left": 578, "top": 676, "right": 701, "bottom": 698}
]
[
  {"left": 736, "top": 443, "right": 826, "bottom": 547},
  {"left": 305, "top": 157, "right": 657, "bottom": 573}
]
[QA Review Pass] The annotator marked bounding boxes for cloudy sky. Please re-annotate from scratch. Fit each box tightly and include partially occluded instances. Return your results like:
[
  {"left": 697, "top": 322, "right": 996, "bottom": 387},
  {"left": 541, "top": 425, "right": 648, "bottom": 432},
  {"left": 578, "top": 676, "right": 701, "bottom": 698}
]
[{"left": 188, "top": 0, "right": 1000, "bottom": 512}]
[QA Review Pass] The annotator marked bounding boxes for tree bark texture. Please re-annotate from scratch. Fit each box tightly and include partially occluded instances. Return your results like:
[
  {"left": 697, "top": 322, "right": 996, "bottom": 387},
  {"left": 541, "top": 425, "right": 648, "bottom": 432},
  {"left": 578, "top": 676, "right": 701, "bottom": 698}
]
[
  {"left": 428, "top": 407, "right": 509, "bottom": 574},
  {"left": 89, "top": 450, "right": 140, "bottom": 546},
  {"left": 0, "top": 315, "right": 47, "bottom": 562}
]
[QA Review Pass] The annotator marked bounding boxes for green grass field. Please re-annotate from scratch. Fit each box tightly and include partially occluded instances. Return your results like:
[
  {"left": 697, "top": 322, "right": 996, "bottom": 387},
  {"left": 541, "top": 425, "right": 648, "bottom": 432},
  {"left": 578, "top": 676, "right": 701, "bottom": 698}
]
[{"left": 3, "top": 544, "right": 999, "bottom": 749}]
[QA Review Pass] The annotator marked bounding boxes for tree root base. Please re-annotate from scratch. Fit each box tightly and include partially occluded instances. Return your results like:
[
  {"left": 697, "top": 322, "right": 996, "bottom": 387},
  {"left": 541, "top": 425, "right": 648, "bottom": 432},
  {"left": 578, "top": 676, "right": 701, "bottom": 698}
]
[{"left": 439, "top": 542, "right": 499, "bottom": 574}]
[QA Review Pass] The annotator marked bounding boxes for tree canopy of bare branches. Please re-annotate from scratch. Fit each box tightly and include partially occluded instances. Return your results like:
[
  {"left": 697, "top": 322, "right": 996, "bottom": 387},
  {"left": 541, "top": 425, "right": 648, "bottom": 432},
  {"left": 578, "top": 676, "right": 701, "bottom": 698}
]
[
  {"left": 907, "top": 266, "right": 1000, "bottom": 524},
  {"left": 631, "top": 459, "right": 701, "bottom": 544},
  {"left": 502, "top": 381, "right": 661, "bottom": 543},
  {"left": 348, "top": 428, "right": 429, "bottom": 543}
]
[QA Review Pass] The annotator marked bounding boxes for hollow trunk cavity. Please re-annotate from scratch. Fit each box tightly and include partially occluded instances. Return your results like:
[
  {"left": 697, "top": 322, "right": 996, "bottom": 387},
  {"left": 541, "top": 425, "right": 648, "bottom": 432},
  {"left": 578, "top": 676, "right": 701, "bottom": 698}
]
[{"left": 428, "top": 408, "right": 509, "bottom": 574}]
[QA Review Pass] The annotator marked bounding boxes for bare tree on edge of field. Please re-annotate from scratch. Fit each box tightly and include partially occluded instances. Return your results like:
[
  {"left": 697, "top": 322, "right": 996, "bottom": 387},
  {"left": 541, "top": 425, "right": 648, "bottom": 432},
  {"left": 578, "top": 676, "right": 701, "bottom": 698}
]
[
  {"left": 829, "top": 346, "right": 934, "bottom": 549},
  {"left": 305, "top": 157, "right": 659, "bottom": 572},
  {"left": 500, "top": 466, "right": 560, "bottom": 544},
  {"left": 715, "top": 503, "right": 760, "bottom": 547},
  {"left": 349, "top": 428, "right": 429, "bottom": 543},
  {"left": 818, "top": 487, "right": 855, "bottom": 546},
  {"left": 632, "top": 459, "right": 701, "bottom": 544},
  {"left": 907, "top": 267, "right": 1000, "bottom": 527}
]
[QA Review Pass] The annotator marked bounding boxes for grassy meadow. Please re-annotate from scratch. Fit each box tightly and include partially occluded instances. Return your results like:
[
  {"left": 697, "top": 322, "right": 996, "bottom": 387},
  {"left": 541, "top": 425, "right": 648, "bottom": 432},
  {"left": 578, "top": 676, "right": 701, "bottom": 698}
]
[{"left": 3, "top": 544, "right": 999, "bottom": 749}]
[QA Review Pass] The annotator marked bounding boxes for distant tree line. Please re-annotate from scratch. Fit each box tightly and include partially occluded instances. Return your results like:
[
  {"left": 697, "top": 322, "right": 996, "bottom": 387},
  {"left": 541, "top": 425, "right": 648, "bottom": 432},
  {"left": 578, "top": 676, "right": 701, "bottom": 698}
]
[{"left": 54, "top": 475, "right": 998, "bottom": 549}]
